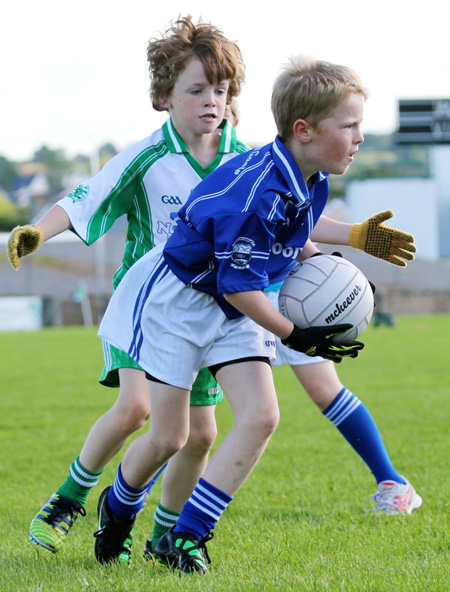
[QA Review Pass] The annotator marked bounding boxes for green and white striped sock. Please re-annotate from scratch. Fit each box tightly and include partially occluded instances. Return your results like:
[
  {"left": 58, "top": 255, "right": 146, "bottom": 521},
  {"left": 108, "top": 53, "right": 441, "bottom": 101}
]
[
  {"left": 151, "top": 502, "right": 180, "bottom": 550},
  {"left": 56, "top": 456, "right": 103, "bottom": 506}
]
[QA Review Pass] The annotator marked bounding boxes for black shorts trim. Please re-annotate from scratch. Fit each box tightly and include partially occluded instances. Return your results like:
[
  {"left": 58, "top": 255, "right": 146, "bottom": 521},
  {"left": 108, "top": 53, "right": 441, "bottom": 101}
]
[
  {"left": 208, "top": 356, "right": 271, "bottom": 379},
  {"left": 145, "top": 372, "right": 170, "bottom": 385}
]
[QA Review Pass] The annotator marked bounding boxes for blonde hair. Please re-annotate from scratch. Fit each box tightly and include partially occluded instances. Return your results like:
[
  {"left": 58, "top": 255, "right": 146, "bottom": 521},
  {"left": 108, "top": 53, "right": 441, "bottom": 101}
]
[
  {"left": 147, "top": 16, "right": 245, "bottom": 112},
  {"left": 225, "top": 97, "right": 240, "bottom": 126},
  {"left": 271, "top": 55, "right": 369, "bottom": 140}
]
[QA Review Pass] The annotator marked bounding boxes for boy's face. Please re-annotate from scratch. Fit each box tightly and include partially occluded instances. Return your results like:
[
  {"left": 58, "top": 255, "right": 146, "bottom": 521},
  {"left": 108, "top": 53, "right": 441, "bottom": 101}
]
[
  {"left": 160, "top": 57, "right": 229, "bottom": 138},
  {"left": 307, "top": 92, "right": 365, "bottom": 177}
]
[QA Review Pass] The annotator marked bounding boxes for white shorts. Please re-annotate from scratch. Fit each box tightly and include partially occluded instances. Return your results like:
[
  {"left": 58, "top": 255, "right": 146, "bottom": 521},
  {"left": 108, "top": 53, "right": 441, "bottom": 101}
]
[
  {"left": 99, "top": 244, "right": 276, "bottom": 390},
  {"left": 265, "top": 290, "right": 325, "bottom": 367}
]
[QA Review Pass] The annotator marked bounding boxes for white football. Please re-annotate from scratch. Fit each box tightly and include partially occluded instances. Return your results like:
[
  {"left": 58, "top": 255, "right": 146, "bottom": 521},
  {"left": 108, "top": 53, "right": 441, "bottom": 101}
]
[{"left": 278, "top": 254, "right": 374, "bottom": 344}]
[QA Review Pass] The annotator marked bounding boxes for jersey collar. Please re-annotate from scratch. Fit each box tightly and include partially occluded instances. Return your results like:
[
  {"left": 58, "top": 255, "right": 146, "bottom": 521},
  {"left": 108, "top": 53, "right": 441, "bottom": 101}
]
[
  {"left": 162, "top": 118, "right": 238, "bottom": 154},
  {"left": 271, "top": 135, "right": 328, "bottom": 203}
]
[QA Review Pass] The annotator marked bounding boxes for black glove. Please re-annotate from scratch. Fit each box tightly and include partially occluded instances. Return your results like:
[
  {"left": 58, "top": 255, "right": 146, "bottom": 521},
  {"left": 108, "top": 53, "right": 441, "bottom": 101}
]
[{"left": 281, "top": 324, "right": 364, "bottom": 363}]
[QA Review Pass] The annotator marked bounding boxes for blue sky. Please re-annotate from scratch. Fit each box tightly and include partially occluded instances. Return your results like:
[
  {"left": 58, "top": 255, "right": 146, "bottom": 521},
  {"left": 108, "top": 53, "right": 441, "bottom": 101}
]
[{"left": 2, "top": 0, "right": 449, "bottom": 160}]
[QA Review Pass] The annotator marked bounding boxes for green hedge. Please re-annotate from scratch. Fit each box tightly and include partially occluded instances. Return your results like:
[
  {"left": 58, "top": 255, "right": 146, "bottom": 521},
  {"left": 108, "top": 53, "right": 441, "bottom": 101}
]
[{"left": 0, "top": 196, "right": 28, "bottom": 231}]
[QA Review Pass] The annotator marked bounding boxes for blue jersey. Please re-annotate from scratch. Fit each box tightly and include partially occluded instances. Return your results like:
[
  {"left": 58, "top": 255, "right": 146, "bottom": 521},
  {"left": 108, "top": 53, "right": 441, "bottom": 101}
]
[{"left": 164, "top": 136, "right": 330, "bottom": 319}]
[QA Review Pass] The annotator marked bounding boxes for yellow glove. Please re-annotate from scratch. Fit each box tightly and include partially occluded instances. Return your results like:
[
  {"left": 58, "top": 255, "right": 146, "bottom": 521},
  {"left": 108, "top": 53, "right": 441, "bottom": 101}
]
[
  {"left": 7, "top": 224, "right": 45, "bottom": 270},
  {"left": 349, "top": 210, "right": 416, "bottom": 267}
]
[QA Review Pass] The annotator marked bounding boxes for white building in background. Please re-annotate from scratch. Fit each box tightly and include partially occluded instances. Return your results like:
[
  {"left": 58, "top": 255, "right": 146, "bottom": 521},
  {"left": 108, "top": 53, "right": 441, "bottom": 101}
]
[
  {"left": 346, "top": 146, "right": 450, "bottom": 262},
  {"left": 13, "top": 172, "right": 52, "bottom": 208},
  {"left": 346, "top": 98, "right": 450, "bottom": 262}
]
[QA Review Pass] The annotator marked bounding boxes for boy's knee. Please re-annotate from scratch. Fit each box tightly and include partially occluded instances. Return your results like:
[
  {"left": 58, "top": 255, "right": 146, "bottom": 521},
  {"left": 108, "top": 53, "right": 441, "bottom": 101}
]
[
  {"left": 241, "top": 406, "right": 279, "bottom": 439},
  {"left": 127, "top": 405, "right": 151, "bottom": 430},
  {"left": 262, "top": 408, "right": 280, "bottom": 437},
  {"left": 152, "top": 432, "right": 188, "bottom": 458},
  {"left": 188, "top": 407, "right": 218, "bottom": 452},
  {"left": 187, "top": 421, "right": 218, "bottom": 453},
  {"left": 113, "top": 397, "right": 151, "bottom": 432}
]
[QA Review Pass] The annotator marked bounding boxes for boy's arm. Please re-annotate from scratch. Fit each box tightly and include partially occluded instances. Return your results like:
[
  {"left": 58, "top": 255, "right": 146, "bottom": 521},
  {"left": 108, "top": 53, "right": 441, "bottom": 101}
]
[
  {"left": 295, "top": 239, "right": 322, "bottom": 261},
  {"left": 36, "top": 204, "right": 72, "bottom": 239},
  {"left": 223, "top": 290, "right": 363, "bottom": 362},
  {"left": 310, "top": 211, "right": 416, "bottom": 267},
  {"left": 310, "top": 216, "right": 350, "bottom": 245},
  {"left": 7, "top": 205, "right": 71, "bottom": 269},
  {"left": 224, "top": 290, "right": 294, "bottom": 339}
]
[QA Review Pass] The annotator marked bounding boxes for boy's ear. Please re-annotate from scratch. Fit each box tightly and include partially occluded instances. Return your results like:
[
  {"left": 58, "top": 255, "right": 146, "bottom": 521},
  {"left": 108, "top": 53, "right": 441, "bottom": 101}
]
[
  {"left": 292, "top": 119, "right": 312, "bottom": 143},
  {"left": 158, "top": 95, "right": 171, "bottom": 110}
]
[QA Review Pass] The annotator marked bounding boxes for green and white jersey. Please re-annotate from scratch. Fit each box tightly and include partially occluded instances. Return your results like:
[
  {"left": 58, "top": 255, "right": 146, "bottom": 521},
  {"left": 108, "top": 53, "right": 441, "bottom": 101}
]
[{"left": 57, "top": 118, "right": 249, "bottom": 289}]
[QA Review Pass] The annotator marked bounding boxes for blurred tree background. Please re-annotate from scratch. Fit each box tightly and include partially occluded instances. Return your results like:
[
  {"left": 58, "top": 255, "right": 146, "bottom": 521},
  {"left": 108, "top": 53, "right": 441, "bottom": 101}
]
[
  {"left": 0, "top": 135, "right": 428, "bottom": 230},
  {"left": 0, "top": 143, "right": 118, "bottom": 230}
]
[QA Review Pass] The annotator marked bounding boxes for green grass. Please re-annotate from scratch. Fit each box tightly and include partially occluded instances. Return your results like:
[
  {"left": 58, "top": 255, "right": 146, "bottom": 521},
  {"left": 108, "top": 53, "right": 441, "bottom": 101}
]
[{"left": 0, "top": 316, "right": 449, "bottom": 591}]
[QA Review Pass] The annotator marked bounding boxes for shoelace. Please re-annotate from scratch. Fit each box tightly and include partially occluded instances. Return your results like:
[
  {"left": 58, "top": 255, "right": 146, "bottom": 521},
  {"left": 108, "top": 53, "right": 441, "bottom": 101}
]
[
  {"left": 371, "top": 487, "right": 407, "bottom": 512},
  {"left": 198, "top": 532, "right": 214, "bottom": 564},
  {"left": 371, "top": 498, "right": 395, "bottom": 512},
  {"left": 93, "top": 522, "right": 133, "bottom": 553},
  {"left": 46, "top": 498, "right": 86, "bottom": 525}
]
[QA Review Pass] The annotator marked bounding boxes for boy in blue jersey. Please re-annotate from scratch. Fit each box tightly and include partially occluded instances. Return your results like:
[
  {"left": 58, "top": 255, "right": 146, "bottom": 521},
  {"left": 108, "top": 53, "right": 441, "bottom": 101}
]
[
  {"left": 227, "top": 100, "right": 420, "bottom": 515},
  {"left": 97, "top": 55, "right": 370, "bottom": 573},
  {"left": 7, "top": 17, "right": 249, "bottom": 561}
]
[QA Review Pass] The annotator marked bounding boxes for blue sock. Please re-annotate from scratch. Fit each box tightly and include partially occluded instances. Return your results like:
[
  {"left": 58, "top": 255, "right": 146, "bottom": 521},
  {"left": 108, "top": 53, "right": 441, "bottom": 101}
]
[
  {"left": 173, "top": 477, "right": 233, "bottom": 540},
  {"left": 323, "top": 387, "right": 405, "bottom": 485},
  {"left": 108, "top": 463, "right": 149, "bottom": 519}
]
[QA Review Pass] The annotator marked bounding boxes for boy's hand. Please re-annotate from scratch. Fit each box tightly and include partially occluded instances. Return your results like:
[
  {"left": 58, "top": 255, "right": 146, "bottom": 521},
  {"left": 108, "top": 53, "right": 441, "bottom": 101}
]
[
  {"left": 7, "top": 224, "right": 45, "bottom": 269},
  {"left": 349, "top": 210, "right": 416, "bottom": 267},
  {"left": 281, "top": 324, "right": 364, "bottom": 363}
]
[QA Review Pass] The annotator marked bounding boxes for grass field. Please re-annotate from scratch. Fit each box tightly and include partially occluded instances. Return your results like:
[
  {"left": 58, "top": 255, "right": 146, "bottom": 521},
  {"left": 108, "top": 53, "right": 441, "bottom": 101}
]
[{"left": 1, "top": 315, "right": 449, "bottom": 591}]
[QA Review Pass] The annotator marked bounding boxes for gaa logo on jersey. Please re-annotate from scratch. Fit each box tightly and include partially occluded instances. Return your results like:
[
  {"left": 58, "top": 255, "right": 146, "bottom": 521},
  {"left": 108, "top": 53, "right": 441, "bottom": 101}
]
[
  {"left": 231, "top": 237, "right": 255, "bottom": 269},
  {"left": 68, "top": 184, "right": 89, "bottom": 203},
  {"left": 161, "top": 195, "right": 182, "bottom": 205}
]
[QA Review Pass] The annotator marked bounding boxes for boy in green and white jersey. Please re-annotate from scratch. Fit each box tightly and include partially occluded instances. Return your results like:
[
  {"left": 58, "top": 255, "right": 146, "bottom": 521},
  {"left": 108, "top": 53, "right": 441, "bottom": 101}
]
[
  {"left": 8, "top": 16, "right": 247, "bottom": 561},
  {"left": 62, "top": 115, "right": 248, "bottom": 298}
]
